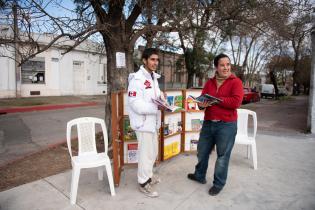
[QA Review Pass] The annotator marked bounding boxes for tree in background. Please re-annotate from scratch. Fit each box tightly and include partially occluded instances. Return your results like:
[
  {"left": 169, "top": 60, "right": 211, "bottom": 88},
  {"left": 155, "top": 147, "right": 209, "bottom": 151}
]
[
  {"left": 0, "top": 0, "right": 182, "bottom": 135},
  {"left": 267, "top": 54, "right": 294, "bottom": 98},
  {"left": 177, "top": 0, "right": 255, "bottom": 88},
  {"left": 269, "top": 0, "right": 313, "bottom": 95}
]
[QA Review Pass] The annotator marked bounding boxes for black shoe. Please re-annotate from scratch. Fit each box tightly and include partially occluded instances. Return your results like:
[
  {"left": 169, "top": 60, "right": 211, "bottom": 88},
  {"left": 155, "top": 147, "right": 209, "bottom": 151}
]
[
  {"left": 187, "top": 173, "right": 206, "bottom": 184},
  {"left": 208, "top": 186, "right": 222, "bottom": 196}
]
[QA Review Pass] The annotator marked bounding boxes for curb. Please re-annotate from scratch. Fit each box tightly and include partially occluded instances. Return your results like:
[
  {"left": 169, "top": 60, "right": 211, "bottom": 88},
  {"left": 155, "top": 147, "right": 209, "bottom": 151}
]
[{"left": 0, "top": 102, "right": 99, "bottom": 114}]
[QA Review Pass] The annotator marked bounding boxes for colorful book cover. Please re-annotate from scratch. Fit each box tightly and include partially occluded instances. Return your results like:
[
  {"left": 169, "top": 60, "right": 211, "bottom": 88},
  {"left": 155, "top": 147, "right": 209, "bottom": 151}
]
[
  {"left": 124, "top": 116, "right": 137, "bottom": 141},
  {"left": 127, "top": 143, "right": 138, "bottom": 163},
  {"left": 174, "top": 95, "right": 183, "bottom": 108},
  {"left": 164, "top": 142, "right": 180, "bottom": 160},
  {"left": 167, "top": 96, "right": 174, "bottom": 106},
  {"left": 177, "top": 121, "right": 182, "bottom": 132},
  {"left": 190, "top": 139, "right": 199, "bottom": 151},
  {"left": 164, "top": 123, "right": 169, "bottom": 136},
  {"left": 189, "top": 94, "right": 222, "bottom": 104},
  {"left": 186, "top": 97, "right": 197, "bottom": 110},
  {"left": 191, "top": 119, "right": 202, "bottom": 131}
]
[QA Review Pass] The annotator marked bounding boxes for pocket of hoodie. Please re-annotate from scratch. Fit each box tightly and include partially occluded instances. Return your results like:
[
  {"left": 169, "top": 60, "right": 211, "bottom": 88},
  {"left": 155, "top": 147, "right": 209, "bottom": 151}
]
[{"left": 129, "top": 112, "right": 145, "bottom": 129}]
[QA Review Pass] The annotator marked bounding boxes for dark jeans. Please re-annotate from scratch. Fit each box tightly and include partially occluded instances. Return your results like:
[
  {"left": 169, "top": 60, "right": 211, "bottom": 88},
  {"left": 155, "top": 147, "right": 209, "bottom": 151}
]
[{"left": 194, "top": 120, "right": 237, "bottom": 189}]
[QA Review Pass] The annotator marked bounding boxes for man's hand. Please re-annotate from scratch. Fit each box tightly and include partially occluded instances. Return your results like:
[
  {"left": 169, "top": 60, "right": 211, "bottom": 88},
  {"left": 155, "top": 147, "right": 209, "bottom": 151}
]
[
  {"left": 161, "top": 92, "right": 167, "bottom": 102},
  {"left": 158, "top": 105, "right": 166, "bottom": 110}
]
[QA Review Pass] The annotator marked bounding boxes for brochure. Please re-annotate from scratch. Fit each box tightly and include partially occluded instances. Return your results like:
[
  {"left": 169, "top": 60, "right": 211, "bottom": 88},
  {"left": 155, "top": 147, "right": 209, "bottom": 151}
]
[
  {"left": 127, "top": 143, "right": 138, "bottom": 163},
  {"left": 174, "top": 95, "right": 183, "bottom": 108},
  {"left": 152, "top": 98, "right": 183, "bottom": 112},
  {"left": 191, "top": 119, "right": 202, "bottom": 131},
  {"left": 188, "top": 94, "right": 222, "bottom": 105},
  {"left": 123, "top": 116, "right": 137, "bottom": 141}
]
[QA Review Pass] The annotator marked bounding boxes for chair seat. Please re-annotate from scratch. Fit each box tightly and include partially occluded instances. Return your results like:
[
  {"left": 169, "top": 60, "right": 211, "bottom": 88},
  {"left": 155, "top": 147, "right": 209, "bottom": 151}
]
[
  {"left": 72, "top": 152, "right": 110, "bottom": 168},
  {"left": 235, "top": 135, "right": 256, "bottom": 145}
]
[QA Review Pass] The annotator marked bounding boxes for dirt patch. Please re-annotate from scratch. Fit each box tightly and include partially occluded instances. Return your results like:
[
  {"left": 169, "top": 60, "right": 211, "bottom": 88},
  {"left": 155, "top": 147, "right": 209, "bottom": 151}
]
[{"left": 0, "top": 133, "right": 110, "bottom": 192}]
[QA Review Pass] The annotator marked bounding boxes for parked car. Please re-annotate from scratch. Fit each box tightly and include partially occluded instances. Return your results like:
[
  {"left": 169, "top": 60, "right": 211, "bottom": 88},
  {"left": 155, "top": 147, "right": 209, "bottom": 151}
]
[
  {"left": 242, "top": 87, "right": 260, "bottom": 104},
  {"left": 259, "top": 84, "right": 275, "bottom": 98}
]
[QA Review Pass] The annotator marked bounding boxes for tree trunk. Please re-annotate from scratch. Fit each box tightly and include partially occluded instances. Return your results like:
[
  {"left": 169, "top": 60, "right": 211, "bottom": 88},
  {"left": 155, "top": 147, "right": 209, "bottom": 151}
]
[
  {"left": 104, "top": 40, "right": 134, "bottom": 143},
  {"left": 186, "top": 71, "right": 194, "bottom": 88},
  {"left": 269, "top": 70, "right": 279, "bottom": 99}
]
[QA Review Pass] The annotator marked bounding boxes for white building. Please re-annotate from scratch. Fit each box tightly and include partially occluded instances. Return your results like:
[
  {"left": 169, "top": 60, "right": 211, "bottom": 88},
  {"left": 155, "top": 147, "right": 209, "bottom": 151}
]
[{"left": 0, "top": 26, "right": 107, "bottom": 98}]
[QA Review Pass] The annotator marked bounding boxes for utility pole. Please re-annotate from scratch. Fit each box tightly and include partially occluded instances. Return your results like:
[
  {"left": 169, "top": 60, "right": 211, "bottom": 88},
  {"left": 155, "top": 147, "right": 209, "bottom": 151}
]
[
  {"left": 13, "top": 0, "right": 21, "bottom": 98},
  {"left": 307, "top": 6, "right": 315, "bottom": 133}
]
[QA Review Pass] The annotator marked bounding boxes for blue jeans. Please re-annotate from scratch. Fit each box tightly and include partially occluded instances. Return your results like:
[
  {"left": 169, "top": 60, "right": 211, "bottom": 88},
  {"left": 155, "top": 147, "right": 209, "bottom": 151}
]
[{"left": 194, "top": 120, "right": 237, "bottom": 189}]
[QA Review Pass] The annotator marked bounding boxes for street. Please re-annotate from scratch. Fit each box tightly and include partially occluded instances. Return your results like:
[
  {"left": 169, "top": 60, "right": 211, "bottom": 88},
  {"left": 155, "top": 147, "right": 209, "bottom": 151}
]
[
  {"left": 0, "top": 95, "right": 309, "bottom": 167},
  {"left": 0, "top": 105, "right": 105, "bottom": 166}
]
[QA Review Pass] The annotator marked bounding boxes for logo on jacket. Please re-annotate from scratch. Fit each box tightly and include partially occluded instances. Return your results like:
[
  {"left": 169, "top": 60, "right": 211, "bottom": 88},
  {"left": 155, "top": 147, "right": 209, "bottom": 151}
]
[
  {"left": 128, "top": 91, "right": 137, "bottom": 97},
  {"left": 144, "top": 80, "right": 152, "bottom": 89}
]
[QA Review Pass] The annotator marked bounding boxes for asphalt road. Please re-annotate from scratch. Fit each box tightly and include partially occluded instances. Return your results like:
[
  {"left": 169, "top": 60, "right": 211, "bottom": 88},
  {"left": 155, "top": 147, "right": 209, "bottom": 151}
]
[
  {"left": 0, "top": 105, "right": 105, "bottom": 166},
  {"left": 0, "top": 95, "right": 309, "bottom": 166},
  {"left": 242, "top": 95, "right": 308, "bottom": 134}
]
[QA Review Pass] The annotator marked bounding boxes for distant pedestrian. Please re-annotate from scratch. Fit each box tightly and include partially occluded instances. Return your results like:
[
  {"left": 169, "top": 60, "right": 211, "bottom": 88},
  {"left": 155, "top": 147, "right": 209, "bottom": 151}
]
[
  {"left": 187, "top": 53, "right": 244, "bottom": 196},
  {"left": 127, "top": 48, "right": 163, "bottom": 198}
]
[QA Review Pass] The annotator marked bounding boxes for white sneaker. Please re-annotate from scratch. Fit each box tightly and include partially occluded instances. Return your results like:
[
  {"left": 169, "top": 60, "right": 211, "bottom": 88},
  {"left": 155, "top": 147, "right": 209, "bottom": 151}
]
[
  {"left": 150, "top": 175, "right": 161, "bottom": 185},
  {"left": 139, "top": 184, "right": 159, "bottom": 198}
]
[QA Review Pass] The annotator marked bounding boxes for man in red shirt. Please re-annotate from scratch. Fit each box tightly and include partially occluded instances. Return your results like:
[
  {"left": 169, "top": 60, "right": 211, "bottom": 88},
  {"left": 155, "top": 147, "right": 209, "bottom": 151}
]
[{"left": 187, "top": 53, "right": 244, "bottom": 196}]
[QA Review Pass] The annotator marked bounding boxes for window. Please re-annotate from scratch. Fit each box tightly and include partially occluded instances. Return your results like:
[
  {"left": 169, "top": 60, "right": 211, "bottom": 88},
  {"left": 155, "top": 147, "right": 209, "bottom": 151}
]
[
  {"left": 21, "top": 57, "right": 45, "bottom": 84},
  {"left": 98, "top": 63, "right": 107, "bottom": 84},
  {"left": 73, "top": 60, "right": 83, "bottom": 69}
]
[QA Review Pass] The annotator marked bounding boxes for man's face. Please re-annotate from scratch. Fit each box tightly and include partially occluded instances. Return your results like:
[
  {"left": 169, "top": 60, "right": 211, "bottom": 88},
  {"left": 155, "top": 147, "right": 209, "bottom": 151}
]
[
  {"left": 216, "top": 57, "right": 231, "bottom": 78},
  {"left": 143, "top": 54, "right": 159, "bottom": 72}
]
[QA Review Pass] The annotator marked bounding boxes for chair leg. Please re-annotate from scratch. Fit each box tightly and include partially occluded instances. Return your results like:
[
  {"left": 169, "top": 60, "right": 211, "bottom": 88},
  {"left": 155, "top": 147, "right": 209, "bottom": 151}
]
[
  {"left": 98, "top": 167, "right": 103, "bottom": 180},
  {"left": 247, "top": 145, "right": 251, "bottom": 159},
  {"left": 251, "top": 143, "right": 258, "bottom": 170},
  {"left": 105, "top": 163, "right": 116, "bottom": 196},
  {"left": 70, "top": 167, "right": 81, "bottom": 205}
]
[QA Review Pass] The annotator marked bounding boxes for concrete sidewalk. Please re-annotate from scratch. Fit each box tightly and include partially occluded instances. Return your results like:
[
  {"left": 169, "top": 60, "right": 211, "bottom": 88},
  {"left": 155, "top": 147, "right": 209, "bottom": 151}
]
[{"left": 1, "top": 132, "right": 315, "bottom": 210}]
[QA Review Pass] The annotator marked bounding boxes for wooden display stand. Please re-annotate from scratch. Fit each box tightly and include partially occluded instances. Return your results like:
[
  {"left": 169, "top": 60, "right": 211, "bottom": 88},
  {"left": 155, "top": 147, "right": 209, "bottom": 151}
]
[{"left": 111, "top": 89, "right": 205, "bottom": 186}]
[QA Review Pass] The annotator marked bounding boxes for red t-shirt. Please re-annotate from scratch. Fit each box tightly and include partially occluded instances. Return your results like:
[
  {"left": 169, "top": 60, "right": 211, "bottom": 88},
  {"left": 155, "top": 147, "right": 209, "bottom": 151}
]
[{"left": 201, "top": 74, "right": 244, "bottom": 122}]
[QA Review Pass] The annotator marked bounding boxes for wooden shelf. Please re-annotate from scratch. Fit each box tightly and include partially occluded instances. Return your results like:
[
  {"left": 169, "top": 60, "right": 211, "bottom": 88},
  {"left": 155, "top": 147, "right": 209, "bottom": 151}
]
[
  {"left": 185, "top": 109, "right": 204, "bottom": 113},
  {"left": 164, "top": 110, "right": 185, "bottom": 115},
  {"left": 124, "top": 139, "right": 138, "bottom": 143},
  {"left": 163, "top": 132, "right": 182, "bottom": 139},
  {"left": 185, "top": 130, "right": 201, "bottom": 133}
]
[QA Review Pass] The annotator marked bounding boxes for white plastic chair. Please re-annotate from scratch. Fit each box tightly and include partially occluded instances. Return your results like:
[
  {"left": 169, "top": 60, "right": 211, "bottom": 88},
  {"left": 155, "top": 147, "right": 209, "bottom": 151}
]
[
  {"left": 235, "top": 109, "right": 258, "bottom": 170},
  {"left": 66, "top": 117, "right": 115, "bottom": 205}
]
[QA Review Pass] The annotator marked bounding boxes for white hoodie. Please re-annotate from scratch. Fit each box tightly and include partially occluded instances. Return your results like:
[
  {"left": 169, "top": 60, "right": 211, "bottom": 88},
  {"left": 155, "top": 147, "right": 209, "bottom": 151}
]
[{"left": 127, "top": 65, "right": 162, "bottom": 133}]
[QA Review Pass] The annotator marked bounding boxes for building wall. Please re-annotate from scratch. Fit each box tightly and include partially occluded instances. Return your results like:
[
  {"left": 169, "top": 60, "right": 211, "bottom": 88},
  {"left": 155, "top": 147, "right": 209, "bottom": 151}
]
[
  {"left": 159, "top": 51, "right": 187, "bottom": 89},
  {"left": 0, "top": 45, "right": 16, "bottom": 98},
  {"left": 0, "top": 47, "right": 107, "bottom": 98}
]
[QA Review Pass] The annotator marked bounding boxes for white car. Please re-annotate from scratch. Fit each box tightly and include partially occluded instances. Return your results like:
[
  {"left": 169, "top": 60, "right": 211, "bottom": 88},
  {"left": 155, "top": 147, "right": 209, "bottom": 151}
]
[{"left": 259, "top": 84, "right": 275, "bottom": 98}]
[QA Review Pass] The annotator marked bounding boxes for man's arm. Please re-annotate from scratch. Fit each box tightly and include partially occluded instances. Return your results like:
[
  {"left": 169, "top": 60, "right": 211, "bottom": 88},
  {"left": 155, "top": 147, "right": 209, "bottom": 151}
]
[{"left": 128, "top": 78, "right": 158, "bottom": 115}]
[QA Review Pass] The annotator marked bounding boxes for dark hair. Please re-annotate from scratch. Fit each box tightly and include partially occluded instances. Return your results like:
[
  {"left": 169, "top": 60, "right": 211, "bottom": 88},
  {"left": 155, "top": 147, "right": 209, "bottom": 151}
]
[
  {"left": 214, "top": 53, "right": 230, "bottom": 67},
  {"left": 141, "top": 48, "right": 159, "bottom": 60}
]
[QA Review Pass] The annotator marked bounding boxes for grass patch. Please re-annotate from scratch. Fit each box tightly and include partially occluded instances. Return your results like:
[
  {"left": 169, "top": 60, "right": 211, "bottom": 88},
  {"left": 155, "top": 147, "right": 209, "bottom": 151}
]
[
  {"left": 0, "top": 99, "right": 46, "bottom": 107},
  {"left": 276, "top": 96, "right": 294, "bottom": 103}
]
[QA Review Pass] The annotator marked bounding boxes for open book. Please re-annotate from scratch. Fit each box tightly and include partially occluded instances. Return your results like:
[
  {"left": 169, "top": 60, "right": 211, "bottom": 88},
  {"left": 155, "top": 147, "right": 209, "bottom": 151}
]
[
  {"left": 152, "top": 98, "right": 183, "bottom": 112},
  {"left": 188, "top": 94, "right": 222, "bottom": 105}
]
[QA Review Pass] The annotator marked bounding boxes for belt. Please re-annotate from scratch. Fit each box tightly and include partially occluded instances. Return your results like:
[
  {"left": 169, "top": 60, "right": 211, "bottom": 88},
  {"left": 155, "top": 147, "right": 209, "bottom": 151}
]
[{"left": 210, "top": 120, "right": 222, "bottom": 122}]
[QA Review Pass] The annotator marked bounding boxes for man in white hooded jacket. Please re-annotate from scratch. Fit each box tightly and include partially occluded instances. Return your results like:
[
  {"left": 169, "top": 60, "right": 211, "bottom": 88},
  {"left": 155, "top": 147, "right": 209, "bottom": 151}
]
[{"left": 127, "top": 48, "right": 162, "bottom": 198}]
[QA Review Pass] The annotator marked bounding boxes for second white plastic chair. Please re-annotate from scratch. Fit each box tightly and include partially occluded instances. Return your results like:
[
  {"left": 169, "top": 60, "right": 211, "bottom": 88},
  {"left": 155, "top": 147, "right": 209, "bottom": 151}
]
[
  {"left": 235, "top": 109, "right": 258, "bottom": 170},
  {"left": 66, "top": 117, "right": 115, "bottom": 205}
]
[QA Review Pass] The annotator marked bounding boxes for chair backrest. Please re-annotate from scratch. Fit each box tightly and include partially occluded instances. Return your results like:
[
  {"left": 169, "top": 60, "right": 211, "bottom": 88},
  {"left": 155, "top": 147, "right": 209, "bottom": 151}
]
[
  {"left": 237, "top": 109, "right": 257, "bottom": 138},
  {"left": 66, "top": 117, "right": 108, "bottom": 157}
]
